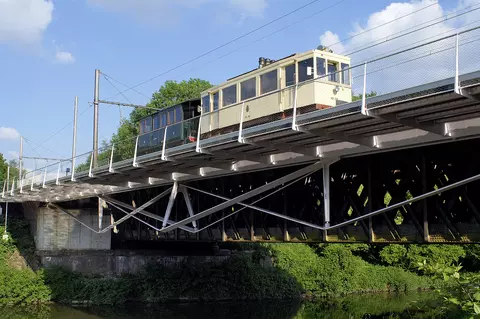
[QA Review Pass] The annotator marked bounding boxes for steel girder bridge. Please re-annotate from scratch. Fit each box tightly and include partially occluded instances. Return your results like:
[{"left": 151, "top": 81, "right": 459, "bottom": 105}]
[{"left": 3, "top": 29, "right": 480, "bottom": 243}]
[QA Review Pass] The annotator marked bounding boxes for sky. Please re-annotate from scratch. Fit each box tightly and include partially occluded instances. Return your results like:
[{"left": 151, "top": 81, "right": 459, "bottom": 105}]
[{"left": 0, "top": 0, "right": 478, "bottom": 174}]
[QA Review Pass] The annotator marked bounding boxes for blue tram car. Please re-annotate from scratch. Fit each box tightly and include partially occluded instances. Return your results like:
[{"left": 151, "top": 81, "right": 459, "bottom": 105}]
[{"left": 137, "top": 98, "right": 201, "bottom": 156}]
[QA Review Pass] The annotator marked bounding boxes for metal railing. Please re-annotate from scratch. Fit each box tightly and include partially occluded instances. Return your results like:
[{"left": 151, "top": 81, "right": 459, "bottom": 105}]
[{"left": 4, "top": 26, "right": 480, "bottom": 197}]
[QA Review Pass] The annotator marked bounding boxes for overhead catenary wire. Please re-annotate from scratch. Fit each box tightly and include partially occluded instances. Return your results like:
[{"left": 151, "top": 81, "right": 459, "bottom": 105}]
[
  {"left": 341, "top": 2, "right": 480, "bottom": 57},
  {"left": 324, "top": 0, "right": 440, "bottom": 50},
  {"left": 103, "top": 0, "right": 343, "bottom": 100}
]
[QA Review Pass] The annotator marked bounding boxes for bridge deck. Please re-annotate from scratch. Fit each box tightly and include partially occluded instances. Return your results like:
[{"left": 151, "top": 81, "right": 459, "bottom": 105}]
[{"left": 4, "top": 71, "right": 480, "bottom": 203}]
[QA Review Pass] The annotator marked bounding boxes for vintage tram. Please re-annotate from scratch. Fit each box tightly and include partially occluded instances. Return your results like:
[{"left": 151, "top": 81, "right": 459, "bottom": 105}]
[{"left": 137, "top": 47, "right": 352, "bottom": 154}]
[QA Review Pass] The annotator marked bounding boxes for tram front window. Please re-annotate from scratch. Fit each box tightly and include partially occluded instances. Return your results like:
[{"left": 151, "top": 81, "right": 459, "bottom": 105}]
[
  {"left": 341, "top": 63, "right": 350, "bottom": 85},
  {"left": 298, "top": 58, "right": 313, "bottom": 83},
  {"left": 317, "top": 58, "right": 326, "bottom": 78},
  {"left": 328, "top": 62, "right": 339, "bottom": 82}
]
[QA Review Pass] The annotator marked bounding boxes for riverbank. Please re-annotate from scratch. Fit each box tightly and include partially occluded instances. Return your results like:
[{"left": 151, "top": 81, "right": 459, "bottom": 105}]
[{"left": 1, "top": 216, "right": 478, "bottom": 306}]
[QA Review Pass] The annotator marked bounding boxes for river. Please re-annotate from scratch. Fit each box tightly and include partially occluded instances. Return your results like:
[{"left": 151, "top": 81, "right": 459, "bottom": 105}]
[{"left": 0, "top": 292, "right": 462, "bottom": 318}]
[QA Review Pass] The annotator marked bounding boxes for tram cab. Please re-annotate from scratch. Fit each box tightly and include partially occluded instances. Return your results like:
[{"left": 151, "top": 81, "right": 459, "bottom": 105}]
[{"left": 200, "top": 47, "right": 352, "bottom": 135}]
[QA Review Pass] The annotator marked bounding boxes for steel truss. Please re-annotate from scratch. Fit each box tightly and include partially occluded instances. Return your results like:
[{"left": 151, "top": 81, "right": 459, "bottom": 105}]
[{"left": 49, "top": 158, "right": 480, "bottom": 239}]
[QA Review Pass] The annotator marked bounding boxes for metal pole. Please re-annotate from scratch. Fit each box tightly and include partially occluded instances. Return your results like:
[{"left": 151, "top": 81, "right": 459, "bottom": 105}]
[
  {"left": 19, "top": 136, "right": 23, "bottom": 181},
  {"left": 93, "top": 69, "right": 100, "bottom": 168},
  {"left": 323, "top": 162, "right": 330, "bottom": 241},
  {"left": 72, "top": 96, "right": 78, "bottom": 174}
]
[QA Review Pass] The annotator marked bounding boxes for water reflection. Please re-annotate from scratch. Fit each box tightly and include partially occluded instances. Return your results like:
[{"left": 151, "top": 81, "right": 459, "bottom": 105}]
[{"left": 0, "top": 292, "right": 463, "bottom": 319}]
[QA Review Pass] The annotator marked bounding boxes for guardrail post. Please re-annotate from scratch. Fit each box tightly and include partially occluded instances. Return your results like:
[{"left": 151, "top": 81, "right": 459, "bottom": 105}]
[
  {"left": 161, "top": 126, "right": 168, "bottom": 161},
  {"left": 196, "top": 113, "right": 203, "bottom": 153},
  {"left": 42, "top": 167, "right": 47, "bottom": 188},
  {"left": 361, "top": 62, "right": 368, "bottom": 115},
  {"left": 238, "top": 102, "right": 245, "bottom": 143},
  {"left": 56, "top": 161, "right": 61, "bottom": 185},
  {"left": 291, "top": 84, "right": 299, "bottom": 131},
  {"left": 109, "top": 144, "right": 115, "bottom": 173},
  {"left": 10, "top": 178, "right": 15, "bottom": 196},
  {"left": 133, "top": 136, "right": 139, "bottom": 167},
  {"left": 88, "top": 152, "right": 94, "bottom": 177},
  {"left": 2, "top": 181, "right": 6, "bottom": 198}
]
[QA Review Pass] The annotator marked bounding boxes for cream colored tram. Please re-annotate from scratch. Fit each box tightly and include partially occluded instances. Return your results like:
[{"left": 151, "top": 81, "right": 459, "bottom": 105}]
[{"left": 200, "top": 47, "right": 352, "bottom": 136}]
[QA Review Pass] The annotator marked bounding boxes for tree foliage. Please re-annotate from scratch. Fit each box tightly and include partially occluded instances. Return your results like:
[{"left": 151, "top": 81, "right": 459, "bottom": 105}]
[
  {"left": 75, "top": 78, "right": 213, "bottom": 170},
  {"left": 352, "top": 90, "right": 377, "bottom": 101}
]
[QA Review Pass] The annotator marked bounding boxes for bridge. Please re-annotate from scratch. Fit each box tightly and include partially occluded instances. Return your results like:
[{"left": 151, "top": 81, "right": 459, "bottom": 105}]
[{"left": 2, "top": 28, "right": 480, "bottom": 247}]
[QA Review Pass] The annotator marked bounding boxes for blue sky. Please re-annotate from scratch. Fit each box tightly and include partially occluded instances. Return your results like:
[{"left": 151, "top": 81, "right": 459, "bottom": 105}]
[{"left": 0, "top": 0, "right": 474, "bottom": 172}]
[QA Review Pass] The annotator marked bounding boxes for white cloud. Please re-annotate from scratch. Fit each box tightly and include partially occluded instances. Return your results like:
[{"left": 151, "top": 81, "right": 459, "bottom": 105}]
[
  {"left": 0, "top": 127, "right": 20, "bottom": 140},
  {"left": 55, "top": 51, "right": 76, "bottom": 64},
  {"left": 88, "top": 0, "right": 267, "bottom": 25},
  {"left": 0, "top": 0, "right": 54, "bottom": 46},
  {"left": 319, "top": 0, "right": 480, "bottom": 95}
]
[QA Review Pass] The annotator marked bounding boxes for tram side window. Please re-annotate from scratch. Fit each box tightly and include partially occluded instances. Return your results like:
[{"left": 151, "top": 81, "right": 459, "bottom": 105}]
[
  {"left": 285, "top": 64, "right": 296, "bottom": 87},
  {"left": 140, "top": 117, "right": 152, "bottom": 134},
  {"left": 168, "top": 109, "right": 174, "bottom": 124},
  {"left": 202, "top": 95, "right": 210, "bottom": 113},
  {"left": 240, "top": 78, "right": 256, "bottom": 101},
  {"left": 153, "top": 114, "right": 160, "bottom": 130},
  {"left": 298, "top": 58, "right": 314, "bottom": 83},
  {"left": 223, "top": 84, "right": 237, "bottom": 107},
  {"left": 161, "top": 112, "right": 167, "bottom": 127},
  {"left": 328, "top": 61, "right": 339, "bottom": 83},
  {"left": 317, "top": 58, "right": 326, "bottom": 78},
  {"left": 260, "top": 70, "right": 278, "bottom": 94},
  {"left": 213, "top": 92, "right": 219, "bottom": 110},
  {"left": 175, "top": 106, "right": 183, "bottom": 122},
  {"left": 341, "top": 63, "right": 350, "bottom": 85}
]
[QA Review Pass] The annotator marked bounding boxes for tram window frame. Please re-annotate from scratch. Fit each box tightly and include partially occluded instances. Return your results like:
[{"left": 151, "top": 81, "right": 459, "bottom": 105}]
[
  {"left": 240, "top": 77, "right": 256, "bottom": 101},
  {"left": 160, "top": 112, "right": 167, "bottom": 127},
  {"left": 327, "top": 61, "right": 339, "bottom": 83},
  {"left": 152, "top": 114, "right": 160, "bottom": 130},
  {"left": 341, "top": 63, "right": 350, "bottom": 85},
  {"left": 316, "top": 57, "right": 326, "bottom": 78},
  {"left": 285, "top": 64, "right": 296, "bottom": 87},
  {"left": 175, "top": 106, "right": 183, "bottom": 122},
  {"left": 222, "top": 84, "right": 237, "bottom": 107},
  {"left": 212, "top": 91, "right": 219, "bottom": 110},
  {"left": 202, "top": 95, "right": 210, "bottom": 113},
  {"left": 260, "top": 69, "right": 278, "bottom": 94},
  {"left": 298, "top": 58, "right": 314, "bottom": 83},
  {"left": 140, "top": 117, "right": 152, "bottom": 134}
]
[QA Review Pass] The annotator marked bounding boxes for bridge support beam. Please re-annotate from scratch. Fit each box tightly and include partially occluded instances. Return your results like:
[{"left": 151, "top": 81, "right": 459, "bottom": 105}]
[{"left": 322, "top": 162, "right": 330, "bottom": 242}]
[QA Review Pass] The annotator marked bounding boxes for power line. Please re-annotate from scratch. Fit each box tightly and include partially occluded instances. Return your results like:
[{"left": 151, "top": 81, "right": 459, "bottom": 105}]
[
  {"left": 104, "top": 0, "right": 334, "bottom": 100},
  {"left": 101, "top": 73, "right": 151, "bottom": 100},
  {"left": 325, "top": 0, "right": 440, "bottom": 50},
  {"left": 342, "top": 2, "right": 480, "bottom": 56},
  {"left": 31, "top": 105, "right": 92, "bottom": 154}
]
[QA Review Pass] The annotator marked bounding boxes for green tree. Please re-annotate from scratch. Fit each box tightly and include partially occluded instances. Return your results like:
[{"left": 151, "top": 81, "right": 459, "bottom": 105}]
[
  {"left": 352, "top": 90, "right": 377, "bottom": 101},
  {"left": 75, "top": 78, "right": 212, "bottom": 170}
]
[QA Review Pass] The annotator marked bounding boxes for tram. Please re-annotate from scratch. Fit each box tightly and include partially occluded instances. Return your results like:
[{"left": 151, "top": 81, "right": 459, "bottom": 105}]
[
  {"left": 200, "top": 46, "right": 352, "bottom": 136},
  {"left": 137, "top": 46, "right": 352, "bottom": 154},
  {"left": 137, "top": 98, "right": 201, "bottom": 155}
]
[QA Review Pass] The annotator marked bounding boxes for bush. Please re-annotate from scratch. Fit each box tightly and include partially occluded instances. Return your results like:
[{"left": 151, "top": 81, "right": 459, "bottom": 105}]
[
  {"left": 0, "top": 266, "right": 50, "bottom": 305},
  {"left": 265, "top": 243, "right": 431, "bottom": 297}
]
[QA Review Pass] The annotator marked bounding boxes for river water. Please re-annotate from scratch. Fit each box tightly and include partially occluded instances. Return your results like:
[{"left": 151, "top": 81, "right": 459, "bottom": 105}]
[{"left": 0, "top": 292, "right": 461, "bottom": 318}]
